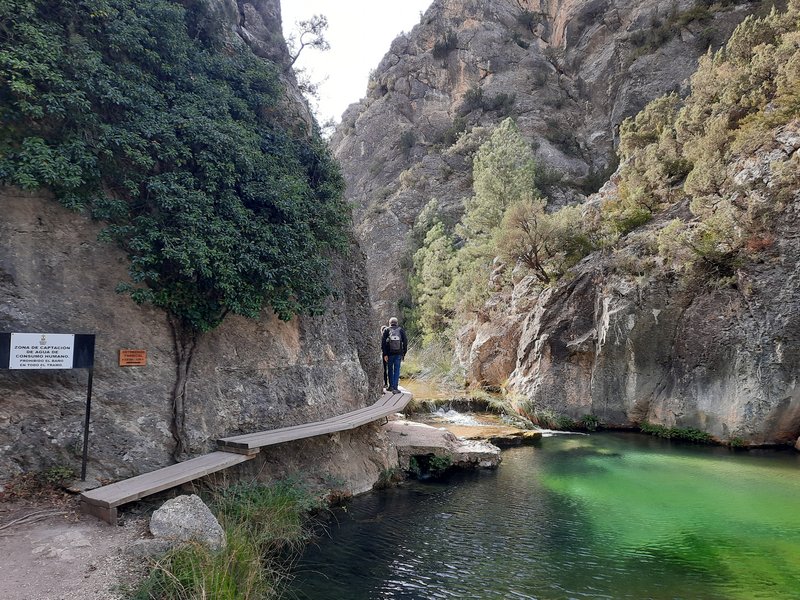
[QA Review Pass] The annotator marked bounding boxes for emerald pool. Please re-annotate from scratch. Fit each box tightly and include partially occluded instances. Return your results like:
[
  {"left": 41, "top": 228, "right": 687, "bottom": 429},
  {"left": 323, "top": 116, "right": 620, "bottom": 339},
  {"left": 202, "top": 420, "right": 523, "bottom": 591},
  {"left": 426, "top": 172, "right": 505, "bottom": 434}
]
[{"left": 288, "top": 432, "right": 800, "bottom": 599}]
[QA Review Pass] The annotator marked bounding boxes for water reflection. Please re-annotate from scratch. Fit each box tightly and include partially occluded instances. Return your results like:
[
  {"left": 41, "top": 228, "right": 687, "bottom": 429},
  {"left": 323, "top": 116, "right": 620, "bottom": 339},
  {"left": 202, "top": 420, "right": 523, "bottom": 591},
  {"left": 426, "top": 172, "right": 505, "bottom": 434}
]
[{"left": 289, "top": 432, "right": 800, "bottom": 600}]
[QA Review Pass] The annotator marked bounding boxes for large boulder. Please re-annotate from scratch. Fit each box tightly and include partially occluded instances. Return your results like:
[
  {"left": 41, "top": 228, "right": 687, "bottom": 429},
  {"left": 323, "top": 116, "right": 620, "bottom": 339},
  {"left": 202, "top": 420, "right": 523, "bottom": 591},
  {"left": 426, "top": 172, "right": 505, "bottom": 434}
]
[{"left": 149, "top": 495, "right": 225, "bottom": 552}]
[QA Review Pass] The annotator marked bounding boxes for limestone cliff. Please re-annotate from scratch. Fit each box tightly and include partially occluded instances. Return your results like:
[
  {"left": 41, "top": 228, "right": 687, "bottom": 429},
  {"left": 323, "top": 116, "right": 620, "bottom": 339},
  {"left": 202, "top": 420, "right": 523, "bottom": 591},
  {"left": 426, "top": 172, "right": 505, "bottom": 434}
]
[
  {"left": 463, "top": 120, "right": 800, "bottom": 445},
  {"left": 0, "top": 0, "right": 388, "bottom": 492},
  {"left": 332, "top": 0, "right": 764, "bottom": 317}
]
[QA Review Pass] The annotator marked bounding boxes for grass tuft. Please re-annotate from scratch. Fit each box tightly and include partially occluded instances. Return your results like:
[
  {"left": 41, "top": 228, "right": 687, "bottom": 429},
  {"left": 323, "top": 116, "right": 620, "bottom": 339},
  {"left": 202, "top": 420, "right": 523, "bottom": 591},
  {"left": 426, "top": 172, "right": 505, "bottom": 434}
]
[{"left": 131, "top": 479, "right": 325, "bottom": 600}]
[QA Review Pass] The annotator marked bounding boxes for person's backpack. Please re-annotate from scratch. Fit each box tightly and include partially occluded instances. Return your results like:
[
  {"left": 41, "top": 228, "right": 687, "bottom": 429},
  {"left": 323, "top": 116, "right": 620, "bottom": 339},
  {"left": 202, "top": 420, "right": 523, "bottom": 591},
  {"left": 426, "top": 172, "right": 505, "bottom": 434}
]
[{"left": 387, "top": 326, "right": 403, "bottom": 352}]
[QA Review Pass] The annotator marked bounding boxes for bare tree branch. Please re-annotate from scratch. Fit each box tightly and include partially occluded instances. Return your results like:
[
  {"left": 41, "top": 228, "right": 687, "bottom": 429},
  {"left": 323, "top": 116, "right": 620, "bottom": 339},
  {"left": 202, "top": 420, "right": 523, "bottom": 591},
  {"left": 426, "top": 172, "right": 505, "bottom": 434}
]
[{"left": 286, "top": 14, "right": 330, "bottom": 70}]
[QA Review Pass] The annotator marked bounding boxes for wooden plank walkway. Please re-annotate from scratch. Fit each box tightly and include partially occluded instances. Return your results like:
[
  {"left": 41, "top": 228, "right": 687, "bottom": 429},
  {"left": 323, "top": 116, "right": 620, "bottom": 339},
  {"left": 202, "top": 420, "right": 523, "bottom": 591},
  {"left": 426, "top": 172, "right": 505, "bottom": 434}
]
[
  {"left": 217, "top": 389, "right": 412, "bottom": 452},
  {"left": 80, "top": 451, "right": 254, "bottom": 525},
  {"left": 80, "top": 388, "right": 412, "bottom": 524}
]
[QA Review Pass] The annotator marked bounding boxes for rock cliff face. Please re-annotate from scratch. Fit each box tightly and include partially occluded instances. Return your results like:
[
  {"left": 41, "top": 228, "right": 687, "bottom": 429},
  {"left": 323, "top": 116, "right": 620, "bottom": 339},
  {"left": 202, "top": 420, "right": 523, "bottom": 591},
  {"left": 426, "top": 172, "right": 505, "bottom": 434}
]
[
  {"left": 331, "top": 0, "right": 798, "bottom": 444},
  {"left": 463, "top": 120, "right": 800, "bottom": 445},
  {"left": 332, "top": 0, "right": 762, "bottom": 317},
  {"left": 0, "top": 1, "right": 387, "bottom": 492}
]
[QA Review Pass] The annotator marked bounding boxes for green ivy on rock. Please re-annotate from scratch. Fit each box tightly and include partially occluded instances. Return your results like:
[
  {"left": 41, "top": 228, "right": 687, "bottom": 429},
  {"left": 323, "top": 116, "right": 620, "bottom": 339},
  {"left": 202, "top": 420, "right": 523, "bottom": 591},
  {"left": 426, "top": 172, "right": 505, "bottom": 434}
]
[{"left": 0, "top": 0, "right": 348, "bottom": 332}]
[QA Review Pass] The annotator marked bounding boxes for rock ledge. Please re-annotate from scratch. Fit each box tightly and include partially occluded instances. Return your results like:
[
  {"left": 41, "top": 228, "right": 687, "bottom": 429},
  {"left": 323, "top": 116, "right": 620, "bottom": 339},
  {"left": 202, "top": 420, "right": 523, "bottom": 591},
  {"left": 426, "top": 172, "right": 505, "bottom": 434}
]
[{"left": 385, "top": 419, "right": 501, "bottom": 470}]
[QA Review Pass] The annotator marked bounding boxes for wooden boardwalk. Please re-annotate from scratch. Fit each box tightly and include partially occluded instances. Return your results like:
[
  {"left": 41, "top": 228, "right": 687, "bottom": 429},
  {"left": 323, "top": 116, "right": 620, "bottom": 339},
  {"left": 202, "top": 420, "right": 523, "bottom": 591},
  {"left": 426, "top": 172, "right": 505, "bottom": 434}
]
[
  {"left": 80, "top": 388, "right": 412, "bottom": 524},
  {"left": 218, "top": 388, "right": 411, "bottom": 452}
]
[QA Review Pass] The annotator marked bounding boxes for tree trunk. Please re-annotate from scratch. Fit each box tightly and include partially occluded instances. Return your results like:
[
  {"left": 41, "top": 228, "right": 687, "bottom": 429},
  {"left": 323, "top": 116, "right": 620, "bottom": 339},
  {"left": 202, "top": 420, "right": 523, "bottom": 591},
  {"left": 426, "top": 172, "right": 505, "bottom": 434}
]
[{"left": 168, "top": 314, "right": 198, "bottom": 461}]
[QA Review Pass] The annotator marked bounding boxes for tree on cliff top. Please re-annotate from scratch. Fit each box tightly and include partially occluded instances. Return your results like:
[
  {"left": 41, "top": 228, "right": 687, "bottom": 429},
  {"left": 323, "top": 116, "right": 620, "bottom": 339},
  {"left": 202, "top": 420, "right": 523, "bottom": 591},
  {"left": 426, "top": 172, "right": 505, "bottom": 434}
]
[{"left": 609, "top": 0, "right": 800, "bottom": 275}]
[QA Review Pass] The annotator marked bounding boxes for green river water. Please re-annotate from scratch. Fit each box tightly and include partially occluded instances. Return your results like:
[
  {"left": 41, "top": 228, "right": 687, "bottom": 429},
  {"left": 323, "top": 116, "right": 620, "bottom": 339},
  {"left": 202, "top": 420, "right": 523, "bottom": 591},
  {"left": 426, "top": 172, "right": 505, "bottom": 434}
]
[{"left": 288, "top": 431, "right": 800, "bottom": 600}]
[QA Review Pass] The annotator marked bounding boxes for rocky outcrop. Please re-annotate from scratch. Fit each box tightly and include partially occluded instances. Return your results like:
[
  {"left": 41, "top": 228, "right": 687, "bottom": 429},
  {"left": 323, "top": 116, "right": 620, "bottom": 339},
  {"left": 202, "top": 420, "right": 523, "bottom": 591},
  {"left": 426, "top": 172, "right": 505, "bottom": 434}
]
[
  {"left": 385, "top": 419, "right": 501, "bottom": 470},
  {"left": 0, "top": 0, "right": 385, "bottom": 490},
  {"left": 461, "top": 120, "right": 800, "bottom": 445},
  {"left": 332, "top": 0, "right": 762, "bottom": 315}
]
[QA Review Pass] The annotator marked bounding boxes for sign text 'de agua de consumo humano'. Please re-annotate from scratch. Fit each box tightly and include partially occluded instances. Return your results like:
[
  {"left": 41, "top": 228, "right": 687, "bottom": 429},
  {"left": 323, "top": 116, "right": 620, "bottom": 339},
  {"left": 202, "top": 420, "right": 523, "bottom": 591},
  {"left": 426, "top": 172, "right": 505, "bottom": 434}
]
[
  {"left": 9, "top": 333, "right": 75, "bottom": 369},
  {"left": 0, "top": 332, "right": 95, "bottom": 370}
]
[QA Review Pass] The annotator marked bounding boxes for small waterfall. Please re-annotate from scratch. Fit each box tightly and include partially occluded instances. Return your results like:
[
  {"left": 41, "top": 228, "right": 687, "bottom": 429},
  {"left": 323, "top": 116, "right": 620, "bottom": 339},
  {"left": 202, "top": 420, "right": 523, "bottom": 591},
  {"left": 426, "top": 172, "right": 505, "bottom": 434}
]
[{"left": 431, "top": 408, "right": 489, "bottom": 426}]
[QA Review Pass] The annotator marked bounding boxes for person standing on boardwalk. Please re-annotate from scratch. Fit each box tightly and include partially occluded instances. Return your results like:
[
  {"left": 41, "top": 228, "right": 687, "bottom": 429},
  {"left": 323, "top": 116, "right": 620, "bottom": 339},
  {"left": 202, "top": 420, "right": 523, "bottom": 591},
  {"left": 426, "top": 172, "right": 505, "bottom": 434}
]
[
  {"left": 380, "top": 325, "right": 389, "bottom": 390},
  {"left": 381, "top": 317, "right": 407, "bottom": 393}
]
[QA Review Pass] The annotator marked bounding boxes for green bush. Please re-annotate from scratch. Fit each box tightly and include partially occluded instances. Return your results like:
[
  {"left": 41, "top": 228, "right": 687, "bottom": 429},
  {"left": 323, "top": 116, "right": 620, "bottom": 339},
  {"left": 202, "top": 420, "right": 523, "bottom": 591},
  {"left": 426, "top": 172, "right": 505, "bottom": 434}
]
[
  {"left": 0, "top": 0, "right": 348, "bottom": 332},
  {"left": 398, "top": 130, "right": 416, "bottom": 157},
  {"left": 640, "top": 421, "right": 714, "bottom": 443},
  {"left": 407, "top": 454, "right": 452, "bottom": 478},
  {"left": 401, "top": 338, "right": 464, "bottom": 388},
  {"left": 498, "top": 200, "right": 594, "bottom": 283},
  {"left": 374, "top": 467, "right": 405, "bottom": 489},
  {"left": 516, "top": 401, "right": 576, "bottom": 430},
  {"left": 437, "top": 117, "right": 468, "bottom": 147},
  {"left": 459, "top": 86, "right": 484, "bottom": 115},
  {"left": 42, "top": 465, "right": 76, "bottom": 485},
  {"left": 579, "top": 414, "right": 599, "bottom": 432},
  {"left": 483, "top": 92, "right": 516, "bottom": 116},
  {"left": 429, "top": 455, "right": 452, "bottom": 475}
]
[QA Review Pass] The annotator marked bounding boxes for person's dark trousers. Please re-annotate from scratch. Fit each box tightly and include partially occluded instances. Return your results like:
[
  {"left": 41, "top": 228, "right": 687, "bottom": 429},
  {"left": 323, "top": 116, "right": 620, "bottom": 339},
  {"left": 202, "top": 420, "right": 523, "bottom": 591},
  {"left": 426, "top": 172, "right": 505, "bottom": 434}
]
[
  {"left": 383, "top": 359, "right": 389, "bottom": 389},
  {"left": 387, "top": 354, "right": 402, "bottom": 391}
]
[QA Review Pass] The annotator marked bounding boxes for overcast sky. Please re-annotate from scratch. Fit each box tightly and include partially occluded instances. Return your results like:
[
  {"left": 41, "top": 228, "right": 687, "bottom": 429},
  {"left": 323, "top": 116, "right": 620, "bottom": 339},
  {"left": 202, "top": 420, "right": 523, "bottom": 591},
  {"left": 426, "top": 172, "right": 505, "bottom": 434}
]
[{"left": 281, "top": 1, "right": 433, "bottom": 125}]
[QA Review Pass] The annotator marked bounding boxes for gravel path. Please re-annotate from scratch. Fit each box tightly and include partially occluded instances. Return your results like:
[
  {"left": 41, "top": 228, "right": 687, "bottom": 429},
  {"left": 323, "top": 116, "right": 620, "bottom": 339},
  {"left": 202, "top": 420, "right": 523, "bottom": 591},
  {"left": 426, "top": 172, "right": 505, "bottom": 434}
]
[{"left": 0, "top": 500, "right": 147, "bottom": 600}]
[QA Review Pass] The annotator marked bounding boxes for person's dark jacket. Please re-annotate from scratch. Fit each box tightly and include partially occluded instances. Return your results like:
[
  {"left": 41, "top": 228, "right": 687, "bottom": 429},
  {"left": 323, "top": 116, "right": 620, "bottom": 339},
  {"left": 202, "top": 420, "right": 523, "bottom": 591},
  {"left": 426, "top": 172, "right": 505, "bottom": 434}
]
[{"left": 381, "top": 326, "right": 408, "bottom": 358}]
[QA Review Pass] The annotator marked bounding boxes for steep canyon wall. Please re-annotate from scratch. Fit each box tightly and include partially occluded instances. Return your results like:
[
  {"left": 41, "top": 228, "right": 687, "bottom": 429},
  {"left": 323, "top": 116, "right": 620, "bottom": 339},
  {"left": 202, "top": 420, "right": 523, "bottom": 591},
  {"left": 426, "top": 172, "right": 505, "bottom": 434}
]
[
  {"left": 0, "top": 0, "right": 388, "bottom": 492},
  {"left": 333, "top": 0, "right": 760, "bottom": 317},
  {"left": 333, "top": 0, "right": 799, "bottom": 444}
]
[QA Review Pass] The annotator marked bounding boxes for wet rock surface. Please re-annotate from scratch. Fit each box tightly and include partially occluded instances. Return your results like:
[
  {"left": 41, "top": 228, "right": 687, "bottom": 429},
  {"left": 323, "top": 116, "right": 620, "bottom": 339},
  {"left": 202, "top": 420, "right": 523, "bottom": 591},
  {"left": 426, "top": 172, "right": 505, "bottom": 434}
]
[
  {"left": 415, "top": 410, "right": 543, "bottom": 447},
  {"left": 384, "top": 419, "right": 501, "bottom": 470}
]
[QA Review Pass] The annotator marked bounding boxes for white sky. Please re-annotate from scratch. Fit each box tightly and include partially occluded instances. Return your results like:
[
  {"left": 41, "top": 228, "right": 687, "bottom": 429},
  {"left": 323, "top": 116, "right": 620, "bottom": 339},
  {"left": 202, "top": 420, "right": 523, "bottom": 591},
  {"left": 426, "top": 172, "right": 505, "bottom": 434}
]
[{"left": 281, "top": 1, "right": 433, "bottom": 125}]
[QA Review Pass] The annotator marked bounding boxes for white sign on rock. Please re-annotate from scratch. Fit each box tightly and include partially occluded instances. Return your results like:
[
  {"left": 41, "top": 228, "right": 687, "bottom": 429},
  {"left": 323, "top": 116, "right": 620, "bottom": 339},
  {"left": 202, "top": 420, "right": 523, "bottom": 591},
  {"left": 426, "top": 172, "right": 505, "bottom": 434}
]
[{"left": 10, "top": 333, "right": 75, "bottom": 370}]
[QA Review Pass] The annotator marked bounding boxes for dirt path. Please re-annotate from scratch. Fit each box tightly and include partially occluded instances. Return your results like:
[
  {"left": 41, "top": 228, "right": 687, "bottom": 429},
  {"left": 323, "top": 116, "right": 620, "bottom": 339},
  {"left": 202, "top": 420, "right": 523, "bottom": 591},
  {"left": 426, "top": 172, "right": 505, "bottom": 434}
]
[{"left": 0, "top": 500, "right": 146, "bottom": 600}]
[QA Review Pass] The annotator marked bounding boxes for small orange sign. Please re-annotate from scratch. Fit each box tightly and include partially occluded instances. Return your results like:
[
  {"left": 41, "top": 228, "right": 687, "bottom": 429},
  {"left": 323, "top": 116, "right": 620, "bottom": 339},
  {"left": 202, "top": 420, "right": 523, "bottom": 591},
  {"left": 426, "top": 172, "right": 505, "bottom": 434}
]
[{"left": 119, "top": 349, "right": 147, "bottom": 367}]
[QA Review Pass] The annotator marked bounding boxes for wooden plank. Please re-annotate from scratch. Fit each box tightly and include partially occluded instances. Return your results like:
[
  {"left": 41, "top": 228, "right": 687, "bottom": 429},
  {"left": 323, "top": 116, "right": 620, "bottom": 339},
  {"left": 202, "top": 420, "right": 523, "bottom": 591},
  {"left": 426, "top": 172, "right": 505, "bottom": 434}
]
[
  {"left": 80, "top": 499, "right": 117, "bottom": 525},
  {"left": 217, "top": 392, "right": 412, "bottom": 451},
  {"left": 217, "top": 396, "right": 408, "bottom": 448},
  {"left": 220, "top": 391, "right": 403, "bottom": 445},
  {"left": 218, "top": 391, "right": 406, "bottom": 446},
  {"left": 80, "top": 388, "right": 413, "bottom": 525},
  {"left": 81, "top": 451, "right": 256, "bottom": 509}
]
